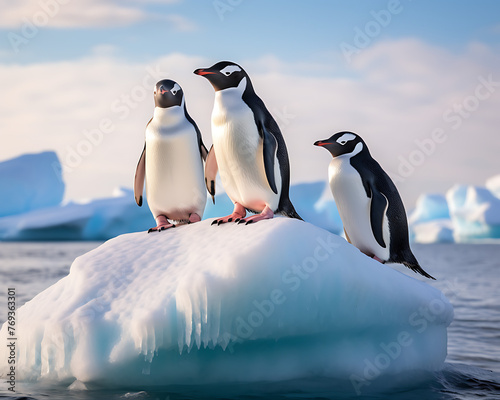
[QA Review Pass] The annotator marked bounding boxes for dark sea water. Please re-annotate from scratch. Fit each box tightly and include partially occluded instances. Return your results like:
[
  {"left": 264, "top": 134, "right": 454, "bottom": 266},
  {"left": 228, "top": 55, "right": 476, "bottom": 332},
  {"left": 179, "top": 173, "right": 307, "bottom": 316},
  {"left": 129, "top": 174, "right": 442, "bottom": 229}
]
[{"left": 0, "top": 242, "right": 499, "bottom": 400}]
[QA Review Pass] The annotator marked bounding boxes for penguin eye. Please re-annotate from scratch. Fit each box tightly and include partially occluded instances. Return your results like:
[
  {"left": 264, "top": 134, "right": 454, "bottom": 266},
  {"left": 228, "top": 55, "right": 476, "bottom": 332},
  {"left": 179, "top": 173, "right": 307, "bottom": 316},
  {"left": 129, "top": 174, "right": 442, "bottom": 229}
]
[
  {"left": 336, "top": 133, "right": 357, "bottom": 146},
  {"left": 220, "top": 65, "right": 242, "bottom": 77},
  {"left": 170, "top": 83, "right": 181, "bottom": 96}
]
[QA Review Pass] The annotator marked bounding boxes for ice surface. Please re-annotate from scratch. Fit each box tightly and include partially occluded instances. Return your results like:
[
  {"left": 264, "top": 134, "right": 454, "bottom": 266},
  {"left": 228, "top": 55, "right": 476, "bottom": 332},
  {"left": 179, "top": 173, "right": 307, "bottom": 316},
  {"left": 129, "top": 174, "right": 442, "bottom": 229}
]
[
  {"left": 0, "top": 218, "right": 453, "bottom": 387},
  {"left": 0, "top": 152, "right": 64, "bottom": 217}
]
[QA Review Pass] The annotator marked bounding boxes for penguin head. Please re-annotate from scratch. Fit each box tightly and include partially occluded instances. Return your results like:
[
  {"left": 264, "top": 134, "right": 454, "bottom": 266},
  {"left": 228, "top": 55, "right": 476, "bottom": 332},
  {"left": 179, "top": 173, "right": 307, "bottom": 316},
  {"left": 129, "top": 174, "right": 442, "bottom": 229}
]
[
  {"left": 194, "top": 61, "right": 248, "bottom": 91},
  {"left": 154, "top": 79, "right": 184, "bottom": 108},
  {"left": 314, "top": 131, "right": 367, "bottom": 158}
]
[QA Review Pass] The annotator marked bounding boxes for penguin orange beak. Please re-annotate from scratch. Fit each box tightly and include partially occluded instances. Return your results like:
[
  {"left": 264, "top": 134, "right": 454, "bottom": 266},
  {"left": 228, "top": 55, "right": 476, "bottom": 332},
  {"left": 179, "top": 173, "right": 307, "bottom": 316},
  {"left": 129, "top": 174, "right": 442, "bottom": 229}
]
[
  {"left": 159, "top": 86, "right": 168, "bottom": 95},
  {"left": 314, "top": 140, "right": 331, "bottom": 147},
  {"left": 194, "top": 68, "right": 216, "bottom": 76}
]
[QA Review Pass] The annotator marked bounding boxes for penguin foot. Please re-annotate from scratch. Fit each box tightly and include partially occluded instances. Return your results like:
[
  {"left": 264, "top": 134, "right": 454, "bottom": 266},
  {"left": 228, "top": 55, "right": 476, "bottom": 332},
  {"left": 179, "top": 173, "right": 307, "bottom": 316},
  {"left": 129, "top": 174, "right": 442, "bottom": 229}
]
[
  {"left": 211, "top": 203, "right": 246, "bottom": 226},
  {"left": 148, "top": 223, "right": 175, "bottom": 233},
  {"left": 237, "top": 205, "right": 274, "bottom": 225},
  {"left": 148, "top": 215, "right": 175, "bottom": 233},
  {"left": 372, "top": 255, "right": 386, "bottom": 264},
  {"left": 188, "top": 213, "right": 202, "bottom": 224}
]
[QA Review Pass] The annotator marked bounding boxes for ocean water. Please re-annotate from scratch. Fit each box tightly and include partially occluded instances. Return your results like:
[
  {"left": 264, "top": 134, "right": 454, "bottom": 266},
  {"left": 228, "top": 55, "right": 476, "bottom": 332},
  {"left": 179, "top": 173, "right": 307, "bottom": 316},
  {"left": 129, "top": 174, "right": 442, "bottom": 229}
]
[{"left": 0, "top": 242, "right": 499, "bottom": 400}]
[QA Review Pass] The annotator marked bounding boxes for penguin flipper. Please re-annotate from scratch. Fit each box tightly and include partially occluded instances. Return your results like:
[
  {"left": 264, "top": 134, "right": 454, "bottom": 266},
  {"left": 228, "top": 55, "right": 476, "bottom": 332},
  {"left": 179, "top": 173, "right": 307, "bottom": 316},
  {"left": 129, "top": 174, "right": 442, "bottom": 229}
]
[
  {"left": 200, "top": 143, "right": 209, "bottom": 161},
  {"left": 260, "top": 126, "right": 278, "bottom": 194},
  {"left": 369, "top": 188, "right": 388, "bottom": 248},
  {"left": 205, "top": 145, "right": 218, "bottom": 204},
  {"left": 184, "top": 104, "right": 208, "bottom": 161},
  {"left": 134, "top": 144, "right": 146, "bottom": 207}
]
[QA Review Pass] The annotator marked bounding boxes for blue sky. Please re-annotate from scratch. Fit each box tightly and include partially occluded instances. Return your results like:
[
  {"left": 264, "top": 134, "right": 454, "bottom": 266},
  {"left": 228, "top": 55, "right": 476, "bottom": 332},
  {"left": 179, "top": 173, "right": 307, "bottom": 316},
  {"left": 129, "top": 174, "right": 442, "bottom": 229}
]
[
  {"left": 3, "top": 1, "right": 500, "bottom": 65},
  {"left": 1, "top": 0, "right": 500, "bottom": 206}
]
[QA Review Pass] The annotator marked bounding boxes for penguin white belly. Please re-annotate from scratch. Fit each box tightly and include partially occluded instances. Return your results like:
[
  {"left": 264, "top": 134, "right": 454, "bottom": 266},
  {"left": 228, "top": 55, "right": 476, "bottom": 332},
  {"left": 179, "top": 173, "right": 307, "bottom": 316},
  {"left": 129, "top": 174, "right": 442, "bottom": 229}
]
[
  {"left": 212, "top": 91, "right": 281, "bottom": 212},
  {"left": 328, "top": 158, "right": 390, "bottom": 260},
  {"left": 145, "top": 124, "right": 206, "bottom": 221}
]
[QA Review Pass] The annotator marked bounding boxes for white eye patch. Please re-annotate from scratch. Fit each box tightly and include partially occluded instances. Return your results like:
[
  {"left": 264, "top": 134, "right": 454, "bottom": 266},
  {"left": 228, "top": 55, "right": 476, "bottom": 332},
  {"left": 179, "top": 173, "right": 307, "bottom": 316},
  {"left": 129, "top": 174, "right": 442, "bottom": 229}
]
[
  {"left": 336, "top": 133, "right": 357, "bottom": 145},
  {"left": 170, "top": 83, "right": 181, "bottom": 95},
  {"left": 220, "top": 65, "right": 241, "bottom": 76}
]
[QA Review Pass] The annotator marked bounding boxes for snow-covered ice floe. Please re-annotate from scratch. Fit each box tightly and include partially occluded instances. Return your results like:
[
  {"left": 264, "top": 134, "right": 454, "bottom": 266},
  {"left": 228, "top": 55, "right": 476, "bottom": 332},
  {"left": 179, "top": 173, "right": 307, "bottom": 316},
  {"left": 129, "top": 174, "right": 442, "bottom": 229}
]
[{"left": 0, "top": 218, "right": 453, "bottom": 388}]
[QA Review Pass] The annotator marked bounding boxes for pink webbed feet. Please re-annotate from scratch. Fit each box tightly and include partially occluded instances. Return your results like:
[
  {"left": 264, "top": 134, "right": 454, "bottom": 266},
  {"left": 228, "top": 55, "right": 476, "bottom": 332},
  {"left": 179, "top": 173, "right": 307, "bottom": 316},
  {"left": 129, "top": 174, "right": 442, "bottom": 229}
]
[
  {"left": 148, "top": 215, "right": 175, "bottom": 233},
  {"left": 188, "top": 213, "right": 202, "bottom": 224},
  {"left": 211, "top": 203, "right": 246, "bottom": 226},
  {"left": 236, "top": 205, "right": 274, "bottom": 225}
]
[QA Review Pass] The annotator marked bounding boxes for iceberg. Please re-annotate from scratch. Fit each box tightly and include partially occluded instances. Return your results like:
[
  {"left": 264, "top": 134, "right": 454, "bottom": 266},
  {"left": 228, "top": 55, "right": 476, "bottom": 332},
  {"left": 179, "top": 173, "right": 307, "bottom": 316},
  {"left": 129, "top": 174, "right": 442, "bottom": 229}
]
[
  {"left": 407, "top": 177, "right": 500, "bottom": 243},
  {"left": 446, "top": 184, "right": 500, "bottom": 241},
  {"left": 409, "top": 194, "right": 450, "bottom": 224},
  {"left": 0, "top": 151, "right": 64, "bottom": 218},
  {"left": 0, "top": 218, "right": 453, "bottom": 388},
  {"left": 409, "top": 194, "right": 453, "bottom": 244},
  {"left": 410, "top": 219, "right": 454, "bottom": 244},
  {"left": 0, "top": 179, "right": 342, "bottom": 241},
  {"left": 0, "top": 188, "right": 155, "bottom": 241},
  {"left": 485, "top": 174, "right": 500, "bottom": 199}
]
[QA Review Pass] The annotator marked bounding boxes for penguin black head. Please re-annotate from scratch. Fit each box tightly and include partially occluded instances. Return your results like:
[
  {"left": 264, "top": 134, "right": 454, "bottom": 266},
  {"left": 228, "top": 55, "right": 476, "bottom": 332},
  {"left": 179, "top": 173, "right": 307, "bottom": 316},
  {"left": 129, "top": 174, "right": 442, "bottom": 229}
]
[
  {"left": 154, "top": 79, "right": 184, "bottom": 108},
  {"left": 194, "top": 61, "right": 249, "bottom": 91},
  {"left": 314, "top": 131, "right": 368, "bottom": 158}
]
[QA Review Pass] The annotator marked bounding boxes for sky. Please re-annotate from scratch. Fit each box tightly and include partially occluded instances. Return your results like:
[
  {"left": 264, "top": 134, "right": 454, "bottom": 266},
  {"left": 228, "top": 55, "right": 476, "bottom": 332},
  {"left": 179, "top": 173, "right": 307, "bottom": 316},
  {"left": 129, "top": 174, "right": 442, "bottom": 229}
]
[{"left": 1, "top": 0, "right": 500, "bottom": 208}]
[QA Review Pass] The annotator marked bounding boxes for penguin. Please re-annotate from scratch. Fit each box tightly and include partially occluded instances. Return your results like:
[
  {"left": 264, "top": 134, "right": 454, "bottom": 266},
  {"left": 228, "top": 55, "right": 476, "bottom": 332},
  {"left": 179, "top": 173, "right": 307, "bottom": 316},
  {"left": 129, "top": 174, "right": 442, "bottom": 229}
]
[
  {"left": 314, "top": 131, "right": 435, "bottom": 279},
  {"left": 134, "top": 79, "right": 208, "bottom": 232},
  {"left": 194, "top": 61, "right": 301, "bottom": 225}
]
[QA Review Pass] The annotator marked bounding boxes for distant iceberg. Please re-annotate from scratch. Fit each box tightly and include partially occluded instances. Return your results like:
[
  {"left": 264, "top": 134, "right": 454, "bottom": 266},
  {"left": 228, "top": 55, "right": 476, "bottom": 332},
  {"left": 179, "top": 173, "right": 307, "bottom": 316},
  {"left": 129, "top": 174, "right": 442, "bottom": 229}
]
[
  {"left": 0, "top": 218, "right": 453, "bottom": 388},
  {"left": 409, "top": 194, "right": 453, "bottom": 244},
  {"left": 486, "top": 174, "right": 500, "bottom": 198},
  {"left": 0, "top": 151, "right": 64, "bottom": 218},
  {"left": 0, "top": 151, "right": 498, "bottom": 243},
  {"left": 0, "top": 151, "right": 342, "bottom": 240},
  {"left": 0, "top": 188, "right": 155, "bottom": 241},
  {"left": 408, "top": 178, "right": 500, "bottom": 243},
  {"left": 447, "top": 184, "right": 500, "bottom": 241}
]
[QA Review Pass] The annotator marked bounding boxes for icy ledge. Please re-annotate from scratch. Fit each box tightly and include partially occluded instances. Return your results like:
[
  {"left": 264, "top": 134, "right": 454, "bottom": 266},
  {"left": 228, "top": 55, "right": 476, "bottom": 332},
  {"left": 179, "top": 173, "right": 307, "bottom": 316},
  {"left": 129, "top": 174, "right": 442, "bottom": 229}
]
[{"left": 0, "top": 218, "right": 453, "bottom": 388}]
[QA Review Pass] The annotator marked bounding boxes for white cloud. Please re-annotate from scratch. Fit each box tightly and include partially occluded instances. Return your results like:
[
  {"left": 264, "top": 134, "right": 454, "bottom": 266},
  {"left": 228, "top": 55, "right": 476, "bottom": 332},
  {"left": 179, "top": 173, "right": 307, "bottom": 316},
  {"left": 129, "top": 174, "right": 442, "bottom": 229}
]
[
  {"left": 0, "top": 0, "right": 196, "bottom": 30},
  {"left": 1, "top": 40, "right": 499, "bottom": 207}
]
